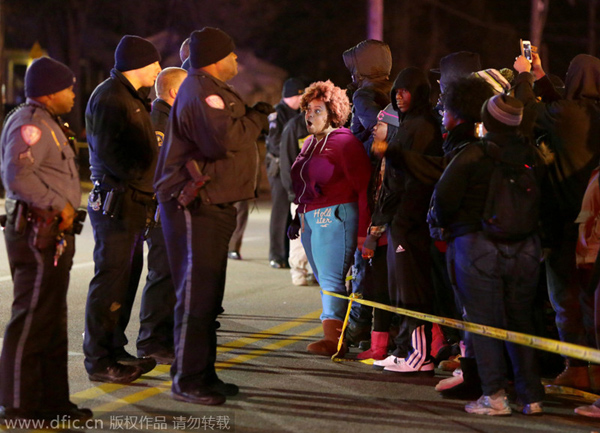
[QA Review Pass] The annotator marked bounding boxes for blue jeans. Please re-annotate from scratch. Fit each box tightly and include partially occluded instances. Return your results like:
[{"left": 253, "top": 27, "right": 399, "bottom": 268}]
[
  {"left": 302, "top": 203, "right": 358, "bottom": 321},
  {"left": 449, "top": 231, "right": 545, "bottom": 404},
  {"left": 546, "top": 221, "right": 595, "bottom": 351}
]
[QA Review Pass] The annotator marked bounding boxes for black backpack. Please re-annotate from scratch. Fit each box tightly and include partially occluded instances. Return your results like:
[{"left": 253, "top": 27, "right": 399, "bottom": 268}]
[{"left": 480, "top": 140, "right": 540, "bottom": 241}]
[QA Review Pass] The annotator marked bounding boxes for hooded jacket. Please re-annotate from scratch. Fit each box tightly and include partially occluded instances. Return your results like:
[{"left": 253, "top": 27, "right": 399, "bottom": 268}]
[
  {"left": 343, "top": 40, "right": 392, "bottom": 149},
  {"left": 371, "top": 67, "right": 443, "bottom": 226},
  {"left": 513, "top": 54, "right": 600, "bottom": 223}
]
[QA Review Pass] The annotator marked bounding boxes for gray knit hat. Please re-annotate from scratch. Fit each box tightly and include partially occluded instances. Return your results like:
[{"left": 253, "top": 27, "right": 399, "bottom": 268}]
[
  {"left": 482, "top": 94, "right": 523, "bottom": 133},
  {"left": 377, "top": 103, "right": 399, "bottom": 127}
]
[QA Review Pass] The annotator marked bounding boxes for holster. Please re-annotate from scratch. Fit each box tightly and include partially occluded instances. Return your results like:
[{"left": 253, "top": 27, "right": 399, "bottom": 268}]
[
  {"left": 30, "top": 207, "right": 60, "bottom": 250},
  {"left": 5, "top": 198, "right": 30, "bottom": 234}
]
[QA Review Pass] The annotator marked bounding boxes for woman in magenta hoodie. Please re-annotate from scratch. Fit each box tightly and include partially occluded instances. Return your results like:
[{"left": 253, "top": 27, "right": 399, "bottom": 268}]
[{"left": 289, "top": 80, "right": 372, "bottom": 356}]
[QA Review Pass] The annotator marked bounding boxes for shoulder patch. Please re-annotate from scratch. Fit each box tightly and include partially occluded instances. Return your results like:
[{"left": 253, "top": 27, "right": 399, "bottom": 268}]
[
  {"left": 155, "top": 131, "right": 164, "bottom": 147},
  {"left": 205, "top": 95, "right": 225, "bottom": 109},
  {"left": 20, "top": 125, "right": 42, "bottom": 146}
]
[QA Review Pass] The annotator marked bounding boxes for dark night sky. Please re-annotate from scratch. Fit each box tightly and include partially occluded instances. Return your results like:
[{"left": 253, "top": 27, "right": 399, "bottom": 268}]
[{"left": 3, "top": 0, "right": 596, "bottom": 114}]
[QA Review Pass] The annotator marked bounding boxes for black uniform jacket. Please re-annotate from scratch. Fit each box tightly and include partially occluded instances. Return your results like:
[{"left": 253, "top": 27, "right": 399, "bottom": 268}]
[
  {"left": 154, "top": 69, "right": 264, "bottom": 205},
  {"left": 86, "top": 69, "right": 157, "bottom": 192}
]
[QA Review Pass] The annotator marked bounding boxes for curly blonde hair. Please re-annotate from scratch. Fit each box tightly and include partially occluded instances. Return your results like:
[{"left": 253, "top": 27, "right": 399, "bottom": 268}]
[{"left": 300, "top": 80, "right": 351, "bottom": 128}]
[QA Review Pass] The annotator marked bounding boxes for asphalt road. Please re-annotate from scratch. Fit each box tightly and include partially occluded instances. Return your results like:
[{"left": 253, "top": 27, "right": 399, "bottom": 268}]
[{"left": 0, "top": 199, "right": 599, "bottom": 432}]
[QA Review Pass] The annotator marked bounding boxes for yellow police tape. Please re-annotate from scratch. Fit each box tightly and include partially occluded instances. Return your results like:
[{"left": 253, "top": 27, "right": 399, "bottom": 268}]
[{"left": 325, "top": 291, "right": 600, "bottom": 365}]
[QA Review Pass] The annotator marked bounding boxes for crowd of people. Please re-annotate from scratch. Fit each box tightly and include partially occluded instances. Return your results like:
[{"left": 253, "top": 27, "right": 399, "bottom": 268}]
[{"left": 1, "top": 25, "right": 600, "bottom": 424}]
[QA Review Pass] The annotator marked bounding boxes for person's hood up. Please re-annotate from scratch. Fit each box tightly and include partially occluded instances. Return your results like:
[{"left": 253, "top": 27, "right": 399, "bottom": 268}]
[
  {"left": 390, "top": 67, "right": 431, "bottom": 115},
  {"left": 343, "top": 40, "right": 392, "bottom": 85},
  {"left": 565, "top": 54, "right": 600, "bottom": 100}
]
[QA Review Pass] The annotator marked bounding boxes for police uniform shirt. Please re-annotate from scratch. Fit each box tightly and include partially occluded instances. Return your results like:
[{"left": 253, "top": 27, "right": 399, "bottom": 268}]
[
  {"left": 0, "top": 101, "right": 81, "bottom": 210},
  {"left": 150, "top": 98, "right": 171, "bottom": 148},
  {"left": 265, "top": 101, "right": 298, "bottom": 157}
]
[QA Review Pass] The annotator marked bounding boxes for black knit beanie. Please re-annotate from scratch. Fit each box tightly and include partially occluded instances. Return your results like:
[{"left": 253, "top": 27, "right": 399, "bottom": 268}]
[
  {"left": 25, "top": 57, "right": 75, "bottom": 98},
  {"left": 189, "top": 27, "right": 235, "bottom": 69},
  {"left": 114, "top": 35, "right": 161, "bottom": 72},
  {"left": 481, "top": 94, "right": 523, "bottom": 133},
  {"left": 282, "top": 78, "right": 305, "bottom": 98}
]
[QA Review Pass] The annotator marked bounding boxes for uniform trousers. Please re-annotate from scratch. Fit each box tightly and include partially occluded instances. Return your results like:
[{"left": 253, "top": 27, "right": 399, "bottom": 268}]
[
  {"left": 0, "top": 219, "right": 74, "bottom": 411},
  {"left": 268, "top": 174, "right": 291, "bottom": 262},
  {"left": 136, "top": 223, "right": 176, "bottom": 356},
  {"left": 160, "top": 199, "right": 236, "bottom": 392},
  {"left": 84, "top": 189, "right": 152, "bottom": 373}
]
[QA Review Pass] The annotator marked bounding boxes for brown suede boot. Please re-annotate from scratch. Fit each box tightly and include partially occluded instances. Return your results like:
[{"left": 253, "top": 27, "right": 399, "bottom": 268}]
[
  {"left": 552, "top": 359, "right": 591, "bottom": 391},
  {"left": 589, "top": 364, "right": 600, "bottom": 393},
  {"left": 307, "top": 319, "right": 347, "bottom": 357}
]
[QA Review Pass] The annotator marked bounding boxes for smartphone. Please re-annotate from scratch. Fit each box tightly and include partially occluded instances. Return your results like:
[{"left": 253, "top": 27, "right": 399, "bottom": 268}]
[{"left": 520, "top": 39, "right": 532, "bottom": 62}]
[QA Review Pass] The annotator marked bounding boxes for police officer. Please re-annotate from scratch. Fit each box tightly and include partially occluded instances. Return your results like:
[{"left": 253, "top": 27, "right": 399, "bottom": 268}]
[
  {"left": 136, "top": 67, "right": 186, "bottom": 364},
  {"left": 154, "top": 27, "right": 271, "bottom": 405},
  {"left": 265, "top": 78, "right": 304, "bottom": 269},
  {"left": 0, "top": 57, "right": 91, "bottom": 422},
  {"left": 84, "top": 35, "right": 161, "bottom": 383}
]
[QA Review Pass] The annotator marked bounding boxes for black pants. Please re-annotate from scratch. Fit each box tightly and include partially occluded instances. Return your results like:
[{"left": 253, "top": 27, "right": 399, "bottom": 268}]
[
  {"left": 267, "top": 174, "right": 291, "bottom": 262},
  {"left": 228, "top": 200, "right": 249, "bottom": 254},
  {"left": 84, "top": 189, "right": 152, "bottom": 373},
  {"left": 0, "top": 221, "right": 74, "bottom": 411},
  {"left": 387, "top": 221, "right": 434, "bottom": 360},
  {"left": 160, "top": 199, "right": 236, "bottom": 392},
  {"left": 136, "top": 223, "right": 176, "bottom": 355}
]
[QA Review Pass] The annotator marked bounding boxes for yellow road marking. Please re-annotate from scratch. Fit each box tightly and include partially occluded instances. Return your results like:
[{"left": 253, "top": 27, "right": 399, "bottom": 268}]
[
  {"left": 69, "top": 310, "right": 322, "bottom": 411},
  {"left": 87, "top": 325, "right": 323, "bottom": 413}
]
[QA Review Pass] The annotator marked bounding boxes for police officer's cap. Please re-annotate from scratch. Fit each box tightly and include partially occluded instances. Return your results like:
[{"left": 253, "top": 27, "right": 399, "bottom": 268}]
[
  {"left": 25, "top": 57, "right": 75, "bottom": 98},
  {"left": 189, "top": 27, "right": 235, "bottom": 69}
]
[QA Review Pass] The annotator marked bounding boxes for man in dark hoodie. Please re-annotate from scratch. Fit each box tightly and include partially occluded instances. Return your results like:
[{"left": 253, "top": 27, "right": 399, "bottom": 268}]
[
  {"left": 342, "top": 40, "right": 393, "bottom": 345},
  {"left": 513, "top": 52, "right": 600, "bottom": 392},
  {"left": 371, "top": 67, "right": 443, "bottom": 375}
]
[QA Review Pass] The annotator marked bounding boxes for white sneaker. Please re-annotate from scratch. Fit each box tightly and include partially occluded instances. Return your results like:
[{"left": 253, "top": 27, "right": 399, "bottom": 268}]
[
  {"left": 435, "top": 371, "right": 464, "bottom": 391},
  {"left": 373, "top": 355, "right": 397, "bottom": 371},
  {"left": 575, "top": 404, "right": 600, "bottom": 418},
  {"left": 383, "top": 358, "right": 435, "bottom": 376},
  {"left": 465, "top": 390, "right": 512, "bottom": 416}
]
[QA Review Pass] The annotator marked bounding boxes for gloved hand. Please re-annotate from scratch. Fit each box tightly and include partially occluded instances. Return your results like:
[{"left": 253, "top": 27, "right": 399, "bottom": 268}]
[
  {"left": 361, "top": 234, "right": 378, "bottom": 258},
  {"left": 252, "top": 101, "right": 275, "bottom": 115},
  {"left": 287, "top": 215, "right": 301, "bottom": 240}
]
